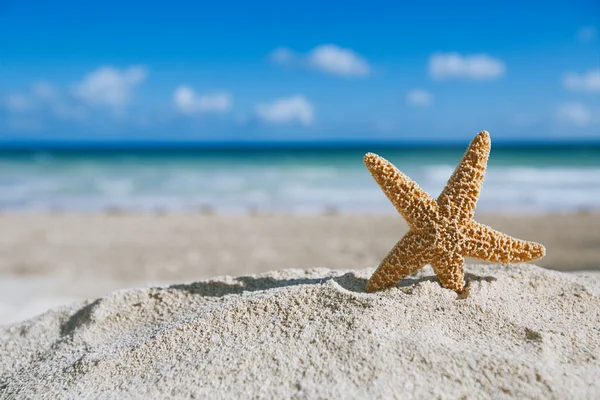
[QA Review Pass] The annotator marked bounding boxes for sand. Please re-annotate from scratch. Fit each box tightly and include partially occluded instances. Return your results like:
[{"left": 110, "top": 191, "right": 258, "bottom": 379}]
[
  {"left": 1, "top": 212, "right": 599, "bottom": 326},
  {"left": 1, "top": 264, "right": 599, "bottom": 399},
  {"left": 0, "top": 212, "right": 598, "bottom": 397}
]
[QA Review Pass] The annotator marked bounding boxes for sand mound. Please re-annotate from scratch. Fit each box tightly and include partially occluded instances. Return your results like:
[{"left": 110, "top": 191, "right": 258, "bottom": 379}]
[{"left": 1, "top": 264, "right": 599, "bottom": 399}]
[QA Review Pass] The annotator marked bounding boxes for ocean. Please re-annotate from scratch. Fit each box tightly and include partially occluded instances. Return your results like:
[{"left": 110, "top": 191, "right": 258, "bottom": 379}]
[{"left": 1, "top": 144, "right": 599, "bottom": 213}]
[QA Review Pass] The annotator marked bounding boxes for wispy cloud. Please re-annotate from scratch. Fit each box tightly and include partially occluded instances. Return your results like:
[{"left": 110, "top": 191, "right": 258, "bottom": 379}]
[
  {"left": 2, "top": 82, "right": 87, "bottom": 122},
  {"left": 577, "top": 26, "right": 597, "bottom": 42},
  {"left": 562, "top": 69, "right": 600, "bottom": 92},
  {"left": 270, "top": 44, "right": 371, "bottom": 77},
  {"left": 173, "top": 86, "right": 232, "bottom": 114},
  {"left": 269, "top": 47, "right": 297, "bottom": 66},
  {"left": 72, "top": 65, "right": 147, "bottom": 107},
  {"left": 429, "top": 53, "right": 505, "bottom": 80},
  {"left": 31, "top": 82, "right": 58, "bottom": 100},
  {"left": 255, "top": 95, "right": 314, "bottom": 125},
  {"left": 406, "top": 89, "right": 433, "bottom": 106},
  {"left": 3, "top": 94, "right": 32, "bottom": 113},
  {"left": 51, "top": 102, "right": 88, "bottom": 121},
  {"left": 557, "top": 102, "right": 591, "bottom": 126}
]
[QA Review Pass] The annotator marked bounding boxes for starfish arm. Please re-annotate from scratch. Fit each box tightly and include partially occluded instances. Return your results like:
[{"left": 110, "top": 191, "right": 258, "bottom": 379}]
[
  {"left": 364, "top": 153, "right": 438, "bottom": 231},
  {"left": 430, "top": 252, "right": 466, "bottom": 293},
  {"left": 461, "top": 220, "right": 546, "bottom": 263},
  {"left": 366, "top": 231, "right": 433, "bottom": 292},
  {"left": 437, "top": 131, "right": 491, "bottom": 222}
]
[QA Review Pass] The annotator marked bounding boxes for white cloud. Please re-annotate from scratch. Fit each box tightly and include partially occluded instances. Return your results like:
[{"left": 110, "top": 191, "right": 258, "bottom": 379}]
[
  {"left": 173, "top": 86, "right": 232, "bottom": 114},
  {"left": 429, "top": 53, "right": 505, "bottom": 80},
  {"left": 577, "top": 26, "right": 597, "bottom": 42},
  {"left": 72, "top": 65, "right": 147, "bottom": 107},
  {"left": 557, "top": 102, "right": 591, "bottom": 126},
  {"left": 255, "top": 95, "right": 314, "bottom": 125},
  {"left": 3, "top": 94, "right": 32, "bottom": 113},
  {"left": 406, "top": 89, "right": 433, "bottom": 106},
  {"left": 269, "top": 47, "right": 297, "bottom": 65},
  {"left": 307, "top": 44, "right": 371, "bottom": 77},
  {"left": 269, "top": 44, "right": 371, "bottom": 77},
  {"left": 562, "top": 69, "right": 600, "bottom": 92}
]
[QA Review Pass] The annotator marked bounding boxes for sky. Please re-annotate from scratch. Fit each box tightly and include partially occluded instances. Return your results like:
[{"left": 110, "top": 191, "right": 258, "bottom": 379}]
[{"left": 0, "top": 0, "right": 599, "bottom": 143}]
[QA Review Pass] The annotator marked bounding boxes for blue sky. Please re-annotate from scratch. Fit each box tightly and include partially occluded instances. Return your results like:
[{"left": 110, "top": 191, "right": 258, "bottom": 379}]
[{"left": 0, "top": 0, "right": 599, "bottom": 142}]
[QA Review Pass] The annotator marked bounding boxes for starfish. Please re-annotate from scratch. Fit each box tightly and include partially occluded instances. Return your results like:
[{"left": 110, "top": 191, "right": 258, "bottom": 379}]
[{"left": 364, "top": 130, "right": 546, "bottom": 293}]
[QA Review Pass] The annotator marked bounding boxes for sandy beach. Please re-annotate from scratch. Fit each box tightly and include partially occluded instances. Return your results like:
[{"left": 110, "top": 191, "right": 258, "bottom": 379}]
[
  {"left": 1, "top": 212, "right": 599, "bottom": 398},
  {"left": 1, "top": 264, "right": 599, "bottom": 398},
  {"left": 0, "top": 211, "right": 599, "bottom": 326}
]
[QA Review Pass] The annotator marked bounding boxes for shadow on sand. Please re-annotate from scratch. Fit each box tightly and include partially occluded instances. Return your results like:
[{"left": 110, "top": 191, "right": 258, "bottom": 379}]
[
  {"left": 58, "top": 271, "right": 496, "bottom": 337},
  {"left": 169, "top": 272, "right": 369, "bottom": 298},
  {"left": 168, "top": 271, "right": 496, "bottom": 298}
]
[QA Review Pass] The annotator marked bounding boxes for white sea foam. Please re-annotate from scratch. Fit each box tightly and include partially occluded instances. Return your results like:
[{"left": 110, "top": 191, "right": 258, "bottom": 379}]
[{"left": 0, "top": 157, "right": 598, "bottom": 213}]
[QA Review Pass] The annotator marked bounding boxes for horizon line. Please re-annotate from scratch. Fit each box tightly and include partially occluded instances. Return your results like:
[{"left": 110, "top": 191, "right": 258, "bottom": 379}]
[{"left": 1, "top": 137, "right": 600, "bottom": 152}]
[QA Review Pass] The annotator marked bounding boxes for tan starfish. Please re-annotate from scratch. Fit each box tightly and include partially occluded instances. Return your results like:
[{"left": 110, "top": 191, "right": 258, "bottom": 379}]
[{"left": 364, "top": 130, "right": 546, "bottom": 293}]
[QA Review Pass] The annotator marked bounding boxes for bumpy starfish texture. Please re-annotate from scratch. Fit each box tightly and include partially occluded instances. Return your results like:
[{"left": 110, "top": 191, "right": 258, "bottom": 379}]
[{"left": 364, "top": 130, "right": 546, "bottom": 293}]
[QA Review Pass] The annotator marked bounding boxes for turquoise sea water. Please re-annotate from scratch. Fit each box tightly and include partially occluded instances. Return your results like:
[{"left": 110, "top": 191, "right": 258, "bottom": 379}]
[{"left": 1, "top": 145, "right": 599, "bottom": 213}]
